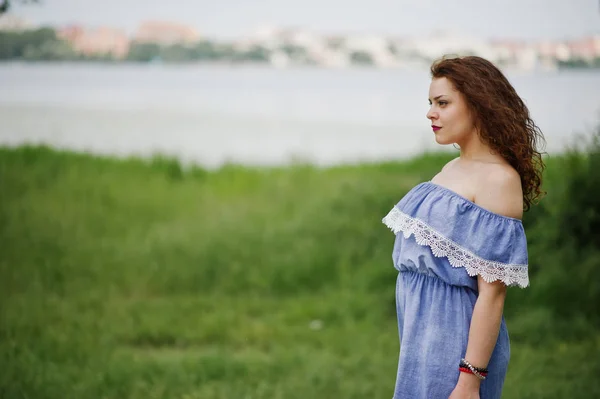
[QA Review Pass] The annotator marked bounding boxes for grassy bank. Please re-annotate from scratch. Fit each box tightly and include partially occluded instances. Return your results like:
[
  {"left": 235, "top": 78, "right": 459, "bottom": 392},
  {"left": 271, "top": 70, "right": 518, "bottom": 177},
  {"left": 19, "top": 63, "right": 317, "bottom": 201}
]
[{"left": 1, "top": 144, "right": 599, "bottom": 398}]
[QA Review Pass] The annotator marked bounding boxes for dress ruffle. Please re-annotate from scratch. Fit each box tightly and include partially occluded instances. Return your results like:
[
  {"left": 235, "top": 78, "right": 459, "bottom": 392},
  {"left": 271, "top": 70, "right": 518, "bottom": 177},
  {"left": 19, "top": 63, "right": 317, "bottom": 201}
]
[{"left": 382, "top": 182, "right": 529, "bottom": 288}]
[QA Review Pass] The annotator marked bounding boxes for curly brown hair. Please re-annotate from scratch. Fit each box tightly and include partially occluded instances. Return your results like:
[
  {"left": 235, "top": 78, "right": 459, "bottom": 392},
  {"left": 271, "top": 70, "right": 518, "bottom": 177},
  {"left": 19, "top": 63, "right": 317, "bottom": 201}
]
[{"left": 430, "top": 55, "right": 546, "bottom": 211}]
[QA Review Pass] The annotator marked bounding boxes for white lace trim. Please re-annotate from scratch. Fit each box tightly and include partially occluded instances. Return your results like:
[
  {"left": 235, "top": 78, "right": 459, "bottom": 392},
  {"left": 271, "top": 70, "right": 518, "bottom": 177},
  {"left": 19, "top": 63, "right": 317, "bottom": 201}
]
[{"left": 382, "top": 207, "right": 529, "bottom": 288}]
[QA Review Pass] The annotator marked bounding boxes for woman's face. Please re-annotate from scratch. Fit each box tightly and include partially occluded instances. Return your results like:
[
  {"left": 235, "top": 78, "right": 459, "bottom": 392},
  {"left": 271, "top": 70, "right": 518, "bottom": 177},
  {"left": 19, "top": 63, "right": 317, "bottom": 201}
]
[{"left": 427, "top": 77, "right": 477, "bottom": 146}]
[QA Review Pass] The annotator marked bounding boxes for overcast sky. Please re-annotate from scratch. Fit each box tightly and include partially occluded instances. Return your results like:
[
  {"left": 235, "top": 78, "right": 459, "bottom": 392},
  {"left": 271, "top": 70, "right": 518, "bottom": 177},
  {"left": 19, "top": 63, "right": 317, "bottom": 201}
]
[{"left": 9, "top": 0, "right": 600, "bottom": 40}]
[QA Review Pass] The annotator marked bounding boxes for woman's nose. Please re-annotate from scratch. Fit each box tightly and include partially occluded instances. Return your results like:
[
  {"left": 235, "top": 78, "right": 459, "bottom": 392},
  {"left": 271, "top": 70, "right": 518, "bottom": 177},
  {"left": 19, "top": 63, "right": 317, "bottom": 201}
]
[{"left": 426, "top": 108, "right": 437, "bottom": 120}]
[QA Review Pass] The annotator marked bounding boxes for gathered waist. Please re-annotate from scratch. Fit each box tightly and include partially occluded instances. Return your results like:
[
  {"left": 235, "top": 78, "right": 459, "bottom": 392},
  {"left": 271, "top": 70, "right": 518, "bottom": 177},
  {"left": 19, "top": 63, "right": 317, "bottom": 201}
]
[{"left": 399, "top": 268, "right": 479, "bottom": 294}]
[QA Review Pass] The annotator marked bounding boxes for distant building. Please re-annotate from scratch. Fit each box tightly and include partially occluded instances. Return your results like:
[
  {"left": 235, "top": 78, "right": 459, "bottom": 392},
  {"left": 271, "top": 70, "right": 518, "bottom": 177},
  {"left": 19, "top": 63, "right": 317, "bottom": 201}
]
[
  {"left": 0, "top": 15, "right": 34, "bottom": 31},
  {"left": 57, "top": 25, "right": 130, "bottom": 59},
  {"left": 133, "top": 21, "right": 200, "bottom": 46},
  {"left": 248, "top": 25, "right": 285, "bottom": 49},
  {"left": 568, "top": 35, "right": 600, "bottom": 60},
  {"left": 489, "top": 39, "right": 540, "bottom": 69},
  {"left": 536, "top": 40, "right": 571, "bottom": 61}
]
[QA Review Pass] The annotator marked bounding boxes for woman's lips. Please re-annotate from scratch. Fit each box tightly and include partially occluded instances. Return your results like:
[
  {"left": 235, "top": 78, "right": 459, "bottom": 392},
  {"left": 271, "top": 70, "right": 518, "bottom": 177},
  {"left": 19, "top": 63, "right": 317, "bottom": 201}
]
[{"left": 432, "top": 126, "right": 441, "bottom": 132}]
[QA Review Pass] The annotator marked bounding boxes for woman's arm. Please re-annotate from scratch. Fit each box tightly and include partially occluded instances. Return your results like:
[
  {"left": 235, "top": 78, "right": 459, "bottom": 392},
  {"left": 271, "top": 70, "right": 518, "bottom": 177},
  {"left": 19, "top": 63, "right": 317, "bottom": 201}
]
[
  {"left": 450, "top": 167, "right": 523, "bottom": 397},
  {"left": 453, "top": 278, "right": 507, "bottom": 393}
]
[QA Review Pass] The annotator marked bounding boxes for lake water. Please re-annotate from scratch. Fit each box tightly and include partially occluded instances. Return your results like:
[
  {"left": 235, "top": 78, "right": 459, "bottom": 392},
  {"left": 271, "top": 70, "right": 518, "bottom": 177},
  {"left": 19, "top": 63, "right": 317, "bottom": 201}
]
[{"left": 1, "top": 62, "right": 599, "bottom": 168}]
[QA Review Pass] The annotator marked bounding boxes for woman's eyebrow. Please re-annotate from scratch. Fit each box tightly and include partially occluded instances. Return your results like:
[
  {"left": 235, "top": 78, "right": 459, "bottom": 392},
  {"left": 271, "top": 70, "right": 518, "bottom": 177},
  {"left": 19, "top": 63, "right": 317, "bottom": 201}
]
[{"left": 428, "top": 95, "right": 447, "bottom": 101}]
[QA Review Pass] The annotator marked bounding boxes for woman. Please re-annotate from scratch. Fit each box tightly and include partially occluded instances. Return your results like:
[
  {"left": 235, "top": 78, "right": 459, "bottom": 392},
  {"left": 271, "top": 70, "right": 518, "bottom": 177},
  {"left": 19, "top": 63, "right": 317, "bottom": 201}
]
[{"left": 382, "top": 55, "right": 545, "bottom": 398}]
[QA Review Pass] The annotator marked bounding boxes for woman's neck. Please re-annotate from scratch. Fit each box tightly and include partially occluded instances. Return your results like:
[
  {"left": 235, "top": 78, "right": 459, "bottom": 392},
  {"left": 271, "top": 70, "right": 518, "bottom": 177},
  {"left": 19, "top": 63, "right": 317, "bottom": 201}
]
[{"left": 457, "top": 131, "right": 502, "bottom": 164}]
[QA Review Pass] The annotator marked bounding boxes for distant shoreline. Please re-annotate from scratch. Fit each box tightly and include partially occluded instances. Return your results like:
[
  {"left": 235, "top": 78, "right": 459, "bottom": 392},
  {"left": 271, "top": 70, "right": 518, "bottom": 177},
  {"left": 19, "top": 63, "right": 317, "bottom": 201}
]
[{"left": 1, "top": 59, "right": 600, "bottom": 73}]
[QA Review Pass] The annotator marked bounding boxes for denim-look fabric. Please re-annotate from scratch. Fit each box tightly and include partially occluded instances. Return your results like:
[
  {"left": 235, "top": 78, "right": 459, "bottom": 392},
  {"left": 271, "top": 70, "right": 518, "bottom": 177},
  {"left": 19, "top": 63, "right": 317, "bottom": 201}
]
[{"left": 382, "top": 182, "right": 529, "bottom": 399}]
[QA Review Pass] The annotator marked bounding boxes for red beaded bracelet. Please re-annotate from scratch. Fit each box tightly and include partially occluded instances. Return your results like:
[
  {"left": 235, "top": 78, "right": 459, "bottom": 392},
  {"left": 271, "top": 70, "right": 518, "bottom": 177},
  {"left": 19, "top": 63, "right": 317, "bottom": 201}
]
[{"left": 459, "top": 366, "right": 488, "bottom": 377}]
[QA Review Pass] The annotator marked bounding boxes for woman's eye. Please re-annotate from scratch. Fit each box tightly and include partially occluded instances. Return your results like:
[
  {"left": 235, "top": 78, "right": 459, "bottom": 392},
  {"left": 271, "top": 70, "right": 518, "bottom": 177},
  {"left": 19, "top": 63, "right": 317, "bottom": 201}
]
[{"left": 439, "top": 101, "right": 447, "bottom": 106}]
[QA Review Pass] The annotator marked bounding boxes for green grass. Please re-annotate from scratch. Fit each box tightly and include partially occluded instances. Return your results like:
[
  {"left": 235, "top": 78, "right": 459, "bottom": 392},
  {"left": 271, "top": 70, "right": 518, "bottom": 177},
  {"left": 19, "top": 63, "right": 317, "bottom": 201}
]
[{"left": 1, "top": 145, "right": 599, "bottom": 398}]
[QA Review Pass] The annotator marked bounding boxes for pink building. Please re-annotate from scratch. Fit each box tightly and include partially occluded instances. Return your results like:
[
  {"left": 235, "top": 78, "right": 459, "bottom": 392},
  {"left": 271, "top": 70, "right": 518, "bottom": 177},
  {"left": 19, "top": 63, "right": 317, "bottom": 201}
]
[
  {"left": 133, "top": 21, "right": 200, "bottom": 46},
  {"left": 535, "top": 40, "right": 570, "bottom": 61},
  {"left": 58, "top": 25, "right": 130, "bottom": 59},
  {"left": 568, "top": 36, "right": 600, "bottom": 60}
]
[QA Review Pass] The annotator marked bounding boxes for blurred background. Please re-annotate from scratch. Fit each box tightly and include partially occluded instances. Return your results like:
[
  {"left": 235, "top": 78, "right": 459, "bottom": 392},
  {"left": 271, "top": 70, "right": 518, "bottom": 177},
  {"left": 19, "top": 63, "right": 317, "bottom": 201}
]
[{"left": 0, "top": 1, "right": 599, "bottom": 398}]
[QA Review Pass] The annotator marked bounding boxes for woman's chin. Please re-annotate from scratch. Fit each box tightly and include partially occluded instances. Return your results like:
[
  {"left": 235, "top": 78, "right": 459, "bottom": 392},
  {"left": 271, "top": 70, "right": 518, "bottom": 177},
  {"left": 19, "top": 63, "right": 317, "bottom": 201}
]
[{"left": 434, "top": 135, "right": 454, "bottom": 145}]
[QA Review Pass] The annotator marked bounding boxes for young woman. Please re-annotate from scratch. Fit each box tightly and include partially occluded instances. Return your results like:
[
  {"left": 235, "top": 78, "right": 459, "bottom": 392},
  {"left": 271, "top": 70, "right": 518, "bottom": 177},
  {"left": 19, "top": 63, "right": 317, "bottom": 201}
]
[{"left": 382, "top": 56, "right": 545, "bottom": 398}]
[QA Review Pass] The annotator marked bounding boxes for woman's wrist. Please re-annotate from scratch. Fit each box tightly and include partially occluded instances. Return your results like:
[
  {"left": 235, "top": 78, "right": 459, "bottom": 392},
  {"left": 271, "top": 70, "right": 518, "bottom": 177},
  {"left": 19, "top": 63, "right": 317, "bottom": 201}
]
[{"left": 457, "top": 371, "right": 481, "bottom": 390}]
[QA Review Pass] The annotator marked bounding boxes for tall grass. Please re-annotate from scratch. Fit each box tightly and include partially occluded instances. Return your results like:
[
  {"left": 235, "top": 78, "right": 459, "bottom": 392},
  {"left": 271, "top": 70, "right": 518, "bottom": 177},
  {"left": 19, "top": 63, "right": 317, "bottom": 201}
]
[{"left": 0, "top": 134, "right": 599, "bottom": 398}]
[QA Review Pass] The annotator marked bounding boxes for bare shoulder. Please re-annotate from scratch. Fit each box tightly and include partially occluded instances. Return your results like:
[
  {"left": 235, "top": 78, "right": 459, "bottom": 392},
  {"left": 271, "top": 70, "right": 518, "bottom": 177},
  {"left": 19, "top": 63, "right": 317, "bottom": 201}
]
[
  {"left": 474, "top": 164, "right": 523, "bottom": 220},
  {"left": 431, "top": 157, "right": 460, "bottom": 183},
  {"left": 441, "top": 156, "right": 460, "bottom": 172}
]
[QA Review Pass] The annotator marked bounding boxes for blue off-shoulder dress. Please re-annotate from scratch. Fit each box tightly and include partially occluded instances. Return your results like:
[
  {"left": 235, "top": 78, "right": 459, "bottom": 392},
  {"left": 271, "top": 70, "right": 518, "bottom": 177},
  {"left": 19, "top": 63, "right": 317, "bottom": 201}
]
[{"left": 382, "top": 182, "right": 529, "bottom": 399}]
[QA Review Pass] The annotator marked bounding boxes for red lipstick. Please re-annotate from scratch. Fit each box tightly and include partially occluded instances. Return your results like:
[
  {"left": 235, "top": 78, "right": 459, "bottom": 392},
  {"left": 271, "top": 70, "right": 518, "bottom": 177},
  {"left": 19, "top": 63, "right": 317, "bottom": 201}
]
[{"left": 432, "top": 125, "right": 441, "bottom": 132}]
